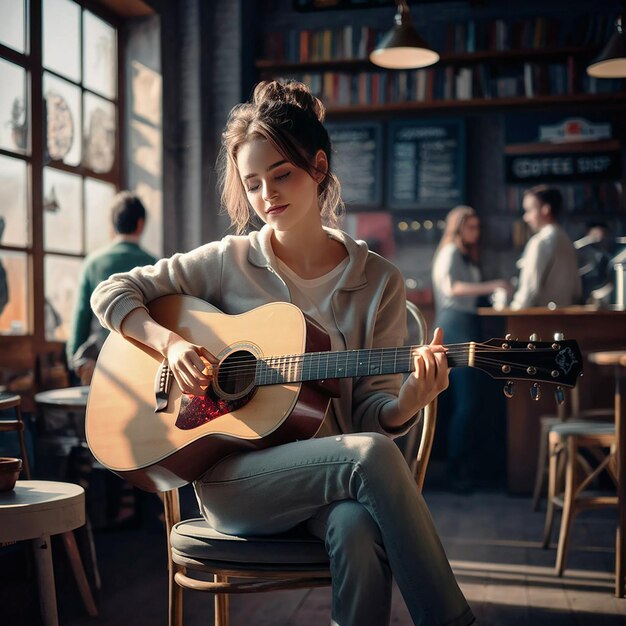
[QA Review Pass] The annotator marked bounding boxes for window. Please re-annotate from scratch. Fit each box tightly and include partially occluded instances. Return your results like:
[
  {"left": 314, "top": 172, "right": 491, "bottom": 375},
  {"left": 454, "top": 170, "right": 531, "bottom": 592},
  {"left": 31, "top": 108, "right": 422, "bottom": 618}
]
[{"left": 0, "top": 0, "right": 120, "bottom": 342}]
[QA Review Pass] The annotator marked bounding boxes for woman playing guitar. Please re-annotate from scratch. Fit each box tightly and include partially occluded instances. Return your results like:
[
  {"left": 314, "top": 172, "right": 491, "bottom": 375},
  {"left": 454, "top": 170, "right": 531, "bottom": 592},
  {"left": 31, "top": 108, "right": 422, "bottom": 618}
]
[{"left": 91, "top": 80, "right": 475, "bottom": 626}]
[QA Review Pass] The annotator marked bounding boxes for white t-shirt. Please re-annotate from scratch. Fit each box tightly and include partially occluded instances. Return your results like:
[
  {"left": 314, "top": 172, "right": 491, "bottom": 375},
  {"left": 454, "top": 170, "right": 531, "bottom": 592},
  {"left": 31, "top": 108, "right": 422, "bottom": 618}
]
[
  {"left": 511, "top": 223, "right": 581, "bottom": 309},
  {"left": 275, "top": 256, "right": 349, "bottom": 351}
]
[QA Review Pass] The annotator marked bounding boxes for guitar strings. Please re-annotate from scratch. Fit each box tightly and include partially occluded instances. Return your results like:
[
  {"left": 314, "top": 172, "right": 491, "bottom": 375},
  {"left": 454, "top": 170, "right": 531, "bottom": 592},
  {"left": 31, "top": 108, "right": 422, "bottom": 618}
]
[
  {"left": 209, "top": 341, "right": 558, "bottom": 373},
  {"left": 210, "top": 343, "right": 561, "bottom": 376},
  {"left": 208, "top": 347, "right": 561, "bottom": 382}
]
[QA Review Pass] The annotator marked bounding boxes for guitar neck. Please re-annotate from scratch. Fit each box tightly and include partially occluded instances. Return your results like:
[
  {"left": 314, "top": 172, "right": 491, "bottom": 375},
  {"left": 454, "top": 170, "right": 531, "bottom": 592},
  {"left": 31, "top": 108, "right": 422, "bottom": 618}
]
[{"left": 255, "top": 344, "right": 469, "bottom": 386}]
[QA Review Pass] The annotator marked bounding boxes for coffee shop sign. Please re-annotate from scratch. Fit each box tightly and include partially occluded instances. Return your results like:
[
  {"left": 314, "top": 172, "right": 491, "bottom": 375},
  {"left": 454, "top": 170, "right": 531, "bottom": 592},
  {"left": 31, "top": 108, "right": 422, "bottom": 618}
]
[{"left": 507, "top": 153, "right": 620, "bottom": 183}]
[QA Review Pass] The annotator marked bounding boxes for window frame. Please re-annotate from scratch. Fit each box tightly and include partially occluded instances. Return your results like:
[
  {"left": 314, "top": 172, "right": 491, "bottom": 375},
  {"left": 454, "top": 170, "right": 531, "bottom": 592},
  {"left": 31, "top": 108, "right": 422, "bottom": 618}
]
[{"left": 0, "top": 0, "right": 124, "bottom": 374}]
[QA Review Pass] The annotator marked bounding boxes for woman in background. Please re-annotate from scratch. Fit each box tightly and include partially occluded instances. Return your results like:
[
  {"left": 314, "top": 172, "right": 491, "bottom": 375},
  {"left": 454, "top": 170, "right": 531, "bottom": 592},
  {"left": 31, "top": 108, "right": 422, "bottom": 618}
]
[{"left": 432, "top": 205, "right": 511, "bottom": 492}]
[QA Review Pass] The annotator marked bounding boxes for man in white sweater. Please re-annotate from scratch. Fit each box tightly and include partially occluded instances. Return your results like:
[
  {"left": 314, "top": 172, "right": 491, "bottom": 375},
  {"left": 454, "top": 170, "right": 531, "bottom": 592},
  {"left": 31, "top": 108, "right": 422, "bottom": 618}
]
[{"left": 511, "top": 185, "right": 581, "bottom": 310}]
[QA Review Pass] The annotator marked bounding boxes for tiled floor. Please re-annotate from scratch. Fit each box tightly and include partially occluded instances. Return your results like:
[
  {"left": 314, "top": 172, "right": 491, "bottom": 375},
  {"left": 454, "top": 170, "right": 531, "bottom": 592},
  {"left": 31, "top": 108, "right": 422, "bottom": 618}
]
[{"left": 1, "top": 488, "right": 624, "bottom": 625}]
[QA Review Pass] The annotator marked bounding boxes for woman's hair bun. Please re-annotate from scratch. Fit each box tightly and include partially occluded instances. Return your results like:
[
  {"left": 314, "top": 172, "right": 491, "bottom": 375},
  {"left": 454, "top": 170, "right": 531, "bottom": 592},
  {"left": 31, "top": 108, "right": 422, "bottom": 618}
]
[{"left": 252, "top": 79, "right": 325, "bottom": 123}]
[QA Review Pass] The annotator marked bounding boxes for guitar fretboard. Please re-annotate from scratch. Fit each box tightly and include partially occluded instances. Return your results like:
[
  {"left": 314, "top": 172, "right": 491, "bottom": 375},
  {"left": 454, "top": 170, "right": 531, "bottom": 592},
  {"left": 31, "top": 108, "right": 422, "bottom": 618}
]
[{"left": 254, "top": 346, "right": 465, "bottom": 386}]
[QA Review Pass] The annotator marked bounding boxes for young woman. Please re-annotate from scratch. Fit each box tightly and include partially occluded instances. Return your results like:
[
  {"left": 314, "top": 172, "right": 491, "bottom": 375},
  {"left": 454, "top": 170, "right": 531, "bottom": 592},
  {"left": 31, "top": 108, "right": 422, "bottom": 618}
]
[
  {"left": 432, "top": 206, "right": 511, "bottom": 491},
  {"left": 91, "top": 80, "right": 474, "bottom": 626}
]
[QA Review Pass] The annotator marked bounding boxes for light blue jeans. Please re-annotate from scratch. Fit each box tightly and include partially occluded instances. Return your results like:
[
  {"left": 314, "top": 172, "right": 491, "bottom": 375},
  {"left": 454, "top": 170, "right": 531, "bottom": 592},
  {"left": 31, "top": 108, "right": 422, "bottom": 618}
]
[{"left": 194, "top": 432, "right": 474, "bottom": 626}]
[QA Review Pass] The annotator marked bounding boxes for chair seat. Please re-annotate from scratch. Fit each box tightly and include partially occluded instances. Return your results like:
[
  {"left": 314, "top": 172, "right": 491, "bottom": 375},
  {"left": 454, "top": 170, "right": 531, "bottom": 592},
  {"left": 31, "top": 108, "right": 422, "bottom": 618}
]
[
  {"left": 171, "top": 518, "right": 330, "bottom": 566},
  {"left": 550, "top": 421, "right": 615, "bottom": 437}
]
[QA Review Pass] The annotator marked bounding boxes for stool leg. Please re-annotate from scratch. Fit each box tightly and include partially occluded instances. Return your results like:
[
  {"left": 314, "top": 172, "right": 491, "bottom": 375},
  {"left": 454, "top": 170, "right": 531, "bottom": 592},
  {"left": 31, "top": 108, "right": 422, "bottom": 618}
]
[
  {"left": 542, "top": 435, "right": 559, "bottom": 548},
  {"left": 617, "top": 376, "right": 625, "bottom": 598},
  {"left": 532, "top": 422, "right": 549, "bottom": 511},
  {"left": 169, "top": 565, "right": 183, "bottom": 626},
  {"left": 555, "top": 436, "right": 578, "bottom": 576},
  {"left": 84, "top": 518, "right": 101, "bottom": 589},
  {"left": 618, "top": 524, "right": 624, "bottom": 598},
  {"left": 61, "top": 531, "right": 98, "bottom": 616},
  {"left": 214, "top": 574, "right": 229, "bottom": 626},
  {"left": 32, "top": 534, "right": 59, "bottom": 626}
]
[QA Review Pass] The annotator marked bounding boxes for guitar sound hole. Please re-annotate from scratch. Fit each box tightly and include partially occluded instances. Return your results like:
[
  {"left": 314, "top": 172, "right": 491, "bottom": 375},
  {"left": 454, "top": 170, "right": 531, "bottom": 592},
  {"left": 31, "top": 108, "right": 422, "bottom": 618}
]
[{"left": 216, "top": 350, "right": 257, "bottom": 396}]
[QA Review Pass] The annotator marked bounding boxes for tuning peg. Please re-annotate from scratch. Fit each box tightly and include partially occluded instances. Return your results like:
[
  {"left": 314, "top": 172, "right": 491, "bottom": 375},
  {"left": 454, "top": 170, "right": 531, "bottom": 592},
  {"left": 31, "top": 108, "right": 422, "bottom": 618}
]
[
  {"left": 529, "top": 333, "right": 539, "bottom": 342},
  {"left": 553, "top": 332, "right": 564, "bottom": 341},
  {"left": 531, "top": 383, "right": 541, "bottom": 401},
  {"left": 554, "top": 386, "right": 565, "bottom": 405},
  {"left": 503, "top": 381, "right": 514, "bottom": 398}
]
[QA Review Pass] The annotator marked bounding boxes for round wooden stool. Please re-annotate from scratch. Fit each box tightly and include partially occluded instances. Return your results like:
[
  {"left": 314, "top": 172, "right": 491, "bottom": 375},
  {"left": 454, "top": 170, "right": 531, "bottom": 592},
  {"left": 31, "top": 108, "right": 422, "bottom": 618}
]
[{"left": 0, "top": 480, "right": 97, "bottom": 625}]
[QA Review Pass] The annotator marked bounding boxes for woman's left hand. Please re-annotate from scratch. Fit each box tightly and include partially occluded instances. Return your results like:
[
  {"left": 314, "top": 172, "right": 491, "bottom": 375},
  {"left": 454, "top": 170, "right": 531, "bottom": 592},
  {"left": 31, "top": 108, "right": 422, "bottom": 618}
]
[{"left": 397, "top": 327, "right": 449, "bottom": 417}]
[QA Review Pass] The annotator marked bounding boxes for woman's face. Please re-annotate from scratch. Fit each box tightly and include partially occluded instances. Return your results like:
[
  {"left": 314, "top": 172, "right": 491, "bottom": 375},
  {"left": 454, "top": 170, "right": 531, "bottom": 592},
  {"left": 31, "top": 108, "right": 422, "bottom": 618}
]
[
  {"left": 460, "top": 215, "right": 480, "bottom": 246},
  {"left": 237, "top": 137, "right": 322, "bottom": 233}
]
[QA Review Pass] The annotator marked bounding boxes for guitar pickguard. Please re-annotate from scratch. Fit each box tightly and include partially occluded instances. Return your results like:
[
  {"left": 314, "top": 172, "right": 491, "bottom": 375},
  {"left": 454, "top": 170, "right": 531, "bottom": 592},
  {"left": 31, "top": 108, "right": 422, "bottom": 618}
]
[{"left": 175, "top": 385, "right": 256, "bottom": 430}]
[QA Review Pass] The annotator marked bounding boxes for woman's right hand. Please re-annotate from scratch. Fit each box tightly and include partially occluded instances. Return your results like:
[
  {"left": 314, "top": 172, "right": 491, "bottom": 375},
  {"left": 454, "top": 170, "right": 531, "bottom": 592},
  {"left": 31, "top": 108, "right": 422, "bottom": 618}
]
[{"left": 164, "top": 336, "right": 218, "bottom": 396}]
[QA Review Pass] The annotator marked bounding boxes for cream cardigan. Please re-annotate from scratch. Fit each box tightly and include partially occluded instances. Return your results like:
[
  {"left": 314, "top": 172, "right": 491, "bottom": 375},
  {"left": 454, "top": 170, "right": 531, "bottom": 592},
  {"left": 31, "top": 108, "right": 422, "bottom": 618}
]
[{"left": 91, "top": 225, "right": 414, "bottom": 437}]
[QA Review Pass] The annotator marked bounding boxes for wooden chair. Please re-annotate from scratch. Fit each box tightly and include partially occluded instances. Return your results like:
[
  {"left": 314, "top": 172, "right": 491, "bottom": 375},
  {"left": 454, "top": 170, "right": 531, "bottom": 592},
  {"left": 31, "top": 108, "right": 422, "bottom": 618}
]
[
  {"left": 162, "top": 301, "right": 438, "bottom": 626},
  {"left": 531, "top": 385, "right": 612, "bottom": 511},
  {"left": 542, "top": 419, "right": 617, "bottom": 576}
]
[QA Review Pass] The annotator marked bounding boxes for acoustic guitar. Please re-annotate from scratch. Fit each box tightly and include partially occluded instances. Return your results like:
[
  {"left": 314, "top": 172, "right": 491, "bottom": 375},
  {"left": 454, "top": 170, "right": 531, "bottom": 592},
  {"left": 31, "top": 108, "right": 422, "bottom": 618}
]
[{"left": 85, "top": 294, "right": 583, "bottom": 492}]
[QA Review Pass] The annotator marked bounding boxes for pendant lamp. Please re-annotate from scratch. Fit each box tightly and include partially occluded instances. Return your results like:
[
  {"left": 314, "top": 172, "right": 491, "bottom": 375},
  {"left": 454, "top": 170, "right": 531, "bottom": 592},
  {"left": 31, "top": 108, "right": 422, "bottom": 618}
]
[
  {"left": 587, "top": 14, "right": 626, "bottom": 78},
  {"left": 369, "top": 0, "right": 439, "bottom": 70}
]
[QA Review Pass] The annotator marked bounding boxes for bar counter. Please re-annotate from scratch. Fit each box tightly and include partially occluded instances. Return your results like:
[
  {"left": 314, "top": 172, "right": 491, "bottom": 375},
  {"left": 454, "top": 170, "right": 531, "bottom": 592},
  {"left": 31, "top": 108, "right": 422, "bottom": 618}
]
[{"left": 478, "top": 305, "right": 626, "bottom": 493}]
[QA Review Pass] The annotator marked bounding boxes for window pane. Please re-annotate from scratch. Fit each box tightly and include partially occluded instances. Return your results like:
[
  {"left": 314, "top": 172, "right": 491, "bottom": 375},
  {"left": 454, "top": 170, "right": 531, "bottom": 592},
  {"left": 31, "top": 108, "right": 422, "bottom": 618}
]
[
  {"left": 0, "top": 59, "right": 28, "bottom": 154},
  {"left": 83, "top": 11, "right": 117, "bottom": 99},
  {"left": 0, "top": 251, "right": 28, "bottom": 335},
  {"left": 0, "top": 0, "right": 26, "bottom": 53},
  {"left": 43, "top": 0, "right": 80, "bottom": 82},
  {"left": 0, "top": 155, "right": 29, "bottom": 248},
  {"left": 83, "top": 92, "right": 116, "bottom": 173},
  {"left": 85, "top": 178, "right": 116, "bottom": 253},
  {"left": 44, "top": 72, "right": 81, "bottom": 166},
  {"left": 44, "top": 254, "right": 82, "bottom": 341},
  {"left": 43, "top": 168, "right": 82, "bottom": 254}
]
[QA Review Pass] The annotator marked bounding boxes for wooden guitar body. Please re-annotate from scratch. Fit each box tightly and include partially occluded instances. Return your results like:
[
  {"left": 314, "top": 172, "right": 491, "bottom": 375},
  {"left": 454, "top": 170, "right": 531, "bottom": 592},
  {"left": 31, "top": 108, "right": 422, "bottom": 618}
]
[{"left": 86, "top": 296, "right": 333, "bottom": 492}]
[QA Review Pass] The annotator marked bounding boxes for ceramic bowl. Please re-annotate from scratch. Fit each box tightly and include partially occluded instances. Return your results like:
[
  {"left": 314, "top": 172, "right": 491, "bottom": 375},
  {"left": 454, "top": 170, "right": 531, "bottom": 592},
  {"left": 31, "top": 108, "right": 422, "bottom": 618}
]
[{"left": 0, "top": 457, "right": 22, "bottom": 492}]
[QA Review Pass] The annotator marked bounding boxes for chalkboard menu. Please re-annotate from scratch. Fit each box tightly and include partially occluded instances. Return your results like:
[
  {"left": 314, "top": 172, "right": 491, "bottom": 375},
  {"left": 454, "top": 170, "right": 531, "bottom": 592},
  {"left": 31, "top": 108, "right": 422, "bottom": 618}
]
[
  {"left": 327, "top": 122, "right": 383, "bottom": 209},
  {"left": 387, "top": 119, "right": 466, "bottom": 210}
]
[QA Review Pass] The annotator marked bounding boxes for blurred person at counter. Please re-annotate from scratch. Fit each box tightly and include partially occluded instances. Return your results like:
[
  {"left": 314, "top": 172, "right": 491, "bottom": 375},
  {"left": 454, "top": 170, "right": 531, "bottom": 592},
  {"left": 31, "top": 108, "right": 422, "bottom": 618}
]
[
  {"left": 432, "top": 205, "right": 512, "bottom": 491},
  {"left": 510, "top": 185, "right": 581, "bottom": 310}
]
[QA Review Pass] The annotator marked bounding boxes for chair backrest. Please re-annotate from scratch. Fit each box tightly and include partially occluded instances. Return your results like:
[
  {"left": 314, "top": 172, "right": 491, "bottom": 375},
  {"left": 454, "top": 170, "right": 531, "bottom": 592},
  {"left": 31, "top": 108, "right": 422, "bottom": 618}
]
[{"left": 397, "top": 301, "right": 437, "bottom": 491}]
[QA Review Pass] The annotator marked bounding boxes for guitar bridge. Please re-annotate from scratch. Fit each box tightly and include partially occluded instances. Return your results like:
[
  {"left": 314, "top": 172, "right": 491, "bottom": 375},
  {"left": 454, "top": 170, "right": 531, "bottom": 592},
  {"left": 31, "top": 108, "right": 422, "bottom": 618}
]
[{"left": 154, "top": 360, "right": 173, "bottom": 413}]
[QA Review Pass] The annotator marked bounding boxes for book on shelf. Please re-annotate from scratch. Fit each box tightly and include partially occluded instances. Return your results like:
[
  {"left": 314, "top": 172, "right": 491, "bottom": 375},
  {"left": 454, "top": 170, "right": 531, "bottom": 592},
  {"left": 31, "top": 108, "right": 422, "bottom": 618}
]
[
  {"left": 270, "top": 59, "right": 623, "bottom": 107},
  {"left": 441, "top": 14, "right": 615, "bottom": 55},
  {"left": 260, "top": 13, "right": 619, "bottom": 65}
]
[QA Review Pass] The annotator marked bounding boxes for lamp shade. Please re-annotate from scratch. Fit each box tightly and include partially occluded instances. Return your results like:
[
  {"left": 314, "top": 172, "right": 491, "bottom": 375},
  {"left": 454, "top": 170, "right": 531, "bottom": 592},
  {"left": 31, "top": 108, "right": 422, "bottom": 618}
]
[
  {"left": 587, "top": 16, "right": 626, "bottom": 78},
  {"left": 369, "top": 2, "right": 439, "bottom": 70}
]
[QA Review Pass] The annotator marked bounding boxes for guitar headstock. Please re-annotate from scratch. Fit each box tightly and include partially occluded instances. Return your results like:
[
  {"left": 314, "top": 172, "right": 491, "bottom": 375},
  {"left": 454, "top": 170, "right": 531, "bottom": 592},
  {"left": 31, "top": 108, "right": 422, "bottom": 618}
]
[{"left": 472, "top": 335, "right": 583, "bottom": 389}]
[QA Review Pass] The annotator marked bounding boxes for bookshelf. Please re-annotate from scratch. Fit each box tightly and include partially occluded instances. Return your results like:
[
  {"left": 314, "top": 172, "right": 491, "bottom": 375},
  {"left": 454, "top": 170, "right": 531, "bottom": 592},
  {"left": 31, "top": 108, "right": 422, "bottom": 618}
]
[{"left": 256, "top": 14, "right": 626, "bottom": 112}]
